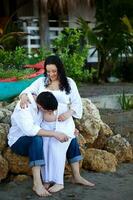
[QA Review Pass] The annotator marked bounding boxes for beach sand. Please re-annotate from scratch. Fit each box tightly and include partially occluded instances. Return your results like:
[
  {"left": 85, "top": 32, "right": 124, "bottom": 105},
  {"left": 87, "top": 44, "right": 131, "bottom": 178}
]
[{"left": 0, "top": 162, "right": 133, "bottom": 200}]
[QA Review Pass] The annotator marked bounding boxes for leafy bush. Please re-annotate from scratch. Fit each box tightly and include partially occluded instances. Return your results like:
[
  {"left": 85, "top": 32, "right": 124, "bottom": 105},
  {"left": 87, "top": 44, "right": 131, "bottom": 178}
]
[
  {"left": 52, "top": 28, "right": 90, "bottom": 82},
  {"left": 0, "top": 47, "right": 27, "bottom": 69},
  {"left": 25, "top": 47, "right": 51, "bottom": 64},
  {"left": 0, "top": 47, "right": 51, "bottom": 79}
]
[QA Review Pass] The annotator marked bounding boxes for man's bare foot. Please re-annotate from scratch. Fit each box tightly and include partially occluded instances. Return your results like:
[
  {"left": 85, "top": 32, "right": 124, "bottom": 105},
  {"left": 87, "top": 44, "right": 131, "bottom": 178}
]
[
  {"left": 33, "top": 184, "right": 51, "bottom": 197},
  {"left": 48, "top": 184, "right": 64, "bottom": 193},
  {"left": 71, "top": 176, "right": 95, "bottom": 186}
]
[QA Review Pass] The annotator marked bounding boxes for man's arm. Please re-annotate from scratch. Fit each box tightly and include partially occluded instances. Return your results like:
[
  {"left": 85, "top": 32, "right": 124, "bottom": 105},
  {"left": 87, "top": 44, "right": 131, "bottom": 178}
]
[
  {"left": 37, "top": 129, "right": 69, "bottom": 142},
  {"left": 14, "top": 107, "right": 69, "bottom": 142}
]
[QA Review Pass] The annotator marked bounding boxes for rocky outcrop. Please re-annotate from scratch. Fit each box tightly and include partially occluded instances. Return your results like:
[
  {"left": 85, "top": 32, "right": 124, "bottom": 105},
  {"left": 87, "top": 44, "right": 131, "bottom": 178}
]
[
  {"left": 0, "top": 98, "right": 132, "bottom": 181},
  {"left": 0, "top": 154, "right": 9, "bottom": 181},
  {"left": 0, "top": 123, "right": 10, "bottom": 152},
  {"left": 75, "top": 99, "right": 113, "bottom": 146},
  {"left": 104, "top": 134, "right": 133, "bottom": 163},
  {"left": 3, "top": 148, "right": 31, "bottom": 175},
  {"left": 75, "top": 99, "right": 101, "bottom": 144},
  {"left": 0, "top": 108, "right": 12, "bottom": 124},
  {"left": 83, "top": 148, "right": 117, "bottom": 172}
]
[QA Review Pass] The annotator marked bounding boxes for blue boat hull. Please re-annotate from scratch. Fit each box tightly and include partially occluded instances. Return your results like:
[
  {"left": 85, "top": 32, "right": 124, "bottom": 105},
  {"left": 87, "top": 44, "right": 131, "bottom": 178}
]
[{"left": 0, "top": 75, "right": 42, "bottom": 101}]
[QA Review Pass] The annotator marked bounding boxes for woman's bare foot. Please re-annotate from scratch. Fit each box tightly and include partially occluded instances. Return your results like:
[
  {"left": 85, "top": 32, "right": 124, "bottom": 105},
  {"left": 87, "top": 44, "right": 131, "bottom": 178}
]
[
  {"left": 48, "top": 184, "right": 64, "bottom": 193},
  {"left": 33, "top": 184, "right": 51, "bottom": 197},
  {"left": 43, "top": 182, "right": 51, "bottom": 190},
  {"left": 71, "top": 176, "right": 95, "bottom": 186}
]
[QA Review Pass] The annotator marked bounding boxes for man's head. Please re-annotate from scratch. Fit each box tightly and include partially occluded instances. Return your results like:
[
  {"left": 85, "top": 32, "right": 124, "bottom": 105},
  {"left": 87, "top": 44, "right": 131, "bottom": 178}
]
[{"left": 36, "top": 91, "right": 58, "bottom": 112}]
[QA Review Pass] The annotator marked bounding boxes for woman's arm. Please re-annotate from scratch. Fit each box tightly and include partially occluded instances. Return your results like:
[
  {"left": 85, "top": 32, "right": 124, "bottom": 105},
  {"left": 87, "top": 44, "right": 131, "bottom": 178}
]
[
  {"left": 68, "top": 77, "right": 83, "bottom": 119},
  {"left": 19, "top": 77, "right": 44, "bottom": 108},
  {"left": 58, "top": 78, "right": 82, "bottom": 121},
  {"left": 58, "top": 109, "right": 74, "bottom": 121}
]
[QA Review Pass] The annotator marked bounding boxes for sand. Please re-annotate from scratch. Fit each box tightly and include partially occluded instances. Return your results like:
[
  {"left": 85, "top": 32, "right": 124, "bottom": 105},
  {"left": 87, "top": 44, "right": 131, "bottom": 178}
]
[{"left": 0, "top": 163, "right": 133, "bottom": 200}]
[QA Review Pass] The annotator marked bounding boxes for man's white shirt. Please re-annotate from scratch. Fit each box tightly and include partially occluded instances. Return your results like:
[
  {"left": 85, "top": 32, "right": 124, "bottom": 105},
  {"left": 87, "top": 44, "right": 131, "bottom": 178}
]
[{"left": 8, "top": 93, "right": 43, "bottom": 147}]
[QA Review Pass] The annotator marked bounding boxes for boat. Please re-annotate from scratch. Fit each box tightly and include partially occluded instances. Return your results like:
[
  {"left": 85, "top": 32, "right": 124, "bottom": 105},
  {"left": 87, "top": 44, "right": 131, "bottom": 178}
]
[{"left": 0, "top": 61, "right": 44, "bottom": 101}]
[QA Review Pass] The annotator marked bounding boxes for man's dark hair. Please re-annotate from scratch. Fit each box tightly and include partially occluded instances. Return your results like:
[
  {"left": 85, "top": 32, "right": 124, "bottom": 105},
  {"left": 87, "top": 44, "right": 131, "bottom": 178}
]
[{"left": 36, "top": 92, "right": 58, "bottom": 111}]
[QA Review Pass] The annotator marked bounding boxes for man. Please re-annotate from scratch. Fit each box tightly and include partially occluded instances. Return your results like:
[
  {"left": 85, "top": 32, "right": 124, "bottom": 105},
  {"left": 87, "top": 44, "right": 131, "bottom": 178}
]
[{"left": 8, "top": 92, "right": 94, "bottom": 197}]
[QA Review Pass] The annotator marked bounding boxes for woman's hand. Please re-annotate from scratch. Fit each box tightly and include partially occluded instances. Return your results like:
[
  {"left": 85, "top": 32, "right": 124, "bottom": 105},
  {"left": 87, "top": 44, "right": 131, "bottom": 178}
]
[
  {"left": 20, "top": 94, "right": 30, "bottom": 109},
  {"left": 58, "top": 109, "right": 74, "bottom": 122}
]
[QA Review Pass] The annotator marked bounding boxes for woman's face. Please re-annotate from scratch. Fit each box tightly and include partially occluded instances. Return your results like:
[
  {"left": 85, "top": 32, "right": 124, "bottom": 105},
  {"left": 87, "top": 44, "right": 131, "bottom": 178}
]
[{"left": 46, "top": 64, "right": 58, "bottom": 82}]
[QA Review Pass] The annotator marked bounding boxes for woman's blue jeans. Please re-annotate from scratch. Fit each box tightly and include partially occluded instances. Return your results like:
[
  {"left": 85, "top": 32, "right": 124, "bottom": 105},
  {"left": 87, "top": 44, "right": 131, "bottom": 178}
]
[{"left": 11, "top": 135, "right": 45, "bottom": 167}]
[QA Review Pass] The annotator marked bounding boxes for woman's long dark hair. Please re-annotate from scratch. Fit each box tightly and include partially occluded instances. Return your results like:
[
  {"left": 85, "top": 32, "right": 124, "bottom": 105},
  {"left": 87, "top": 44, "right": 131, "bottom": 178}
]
[{"left": 44, "top": 55, "right": 71, "bottom": 94}]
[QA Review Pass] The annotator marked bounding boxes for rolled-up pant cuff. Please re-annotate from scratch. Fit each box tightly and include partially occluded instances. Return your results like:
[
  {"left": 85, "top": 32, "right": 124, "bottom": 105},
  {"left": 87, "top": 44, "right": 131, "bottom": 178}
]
[
  {"left": 67, "top": 155, "right": 83, "bottom": 164},
  {"left": 30, "top": 160, "right": 45, "bottom": 167}
]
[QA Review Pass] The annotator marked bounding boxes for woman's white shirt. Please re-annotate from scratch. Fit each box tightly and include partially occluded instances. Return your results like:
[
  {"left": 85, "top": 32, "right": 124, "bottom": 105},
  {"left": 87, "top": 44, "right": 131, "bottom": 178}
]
[{"left": 21, "top": 77, "right": 82, "bottom": 119}]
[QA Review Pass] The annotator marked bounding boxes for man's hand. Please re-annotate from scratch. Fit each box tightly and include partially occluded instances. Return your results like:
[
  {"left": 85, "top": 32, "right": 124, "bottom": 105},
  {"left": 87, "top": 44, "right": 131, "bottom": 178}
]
[{"left": 53, "top": 132, "right": 69, "bottom": 143}]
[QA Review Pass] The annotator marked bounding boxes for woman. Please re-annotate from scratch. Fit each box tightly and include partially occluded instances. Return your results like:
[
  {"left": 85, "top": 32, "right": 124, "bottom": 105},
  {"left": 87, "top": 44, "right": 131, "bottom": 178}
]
[
  {"left": 20, "top": 55, "right": 95, "bottom": 191},
  {"left": 36, "top": 91, "right": 77, "bottom": 192}
]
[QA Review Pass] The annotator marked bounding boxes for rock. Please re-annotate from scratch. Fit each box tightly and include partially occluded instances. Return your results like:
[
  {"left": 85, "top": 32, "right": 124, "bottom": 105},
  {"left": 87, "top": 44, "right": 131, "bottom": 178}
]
[
  {"left": 0, "top": 123, "right": 10, "bottom": 152},
  {"left": 0, "top": 154, "right": 9, "bottom": 181},
  {"left": 75, "top": 99, "right": 102, "bottom": 144},
  {"left": 0, "top": 108, "right": 12, "bottom": 124},
  {"left": 100, "top": 109, "right": 133, "bottom": 148},
  {"left": 13, "top": 175, "right": 30, "bottom": 182},
  {"left": 83, "top": 148, "right": 117, "bottom": 172},
  {"left": 93, "top": 123, "right": 113, "bottom": 149},
  {"left": 77, "top": 134, "right": 86, "bottom": 148},
  {"left": 105, "top": 134, "right": 133, "bottom": 163},
  {"left": 5, "top": 100, "right": 18, "bottom": 112},
  {"left": 3, "top": 148, "right": 31, "bottom": 175}
]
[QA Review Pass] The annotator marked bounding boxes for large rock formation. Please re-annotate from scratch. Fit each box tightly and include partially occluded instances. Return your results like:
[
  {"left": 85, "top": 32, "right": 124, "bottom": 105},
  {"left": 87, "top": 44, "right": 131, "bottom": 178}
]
[
  {"left": 0, "top": 98, "right": 132, "bottom": 181},
  {"left": 83, "top": 148, "right": 117, "bottom": 172}
]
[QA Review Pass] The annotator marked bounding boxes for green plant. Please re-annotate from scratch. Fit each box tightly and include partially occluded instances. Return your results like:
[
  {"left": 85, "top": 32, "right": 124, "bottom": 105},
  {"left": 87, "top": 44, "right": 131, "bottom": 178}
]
[
  {"left": 118, "top": 91, "right": 133, "bottom": 110},
  {"left": 25, "top": 47, "right": 52, "bottom": 64},
  {"left": 0, "top": 47, "right": 27, "bottom": 69},
  {"left": 78, "top": 0, "right": 133, "bottom": 82},
  {"left": 52, "top": 28, "right": 89, "bottom": 82},
  {"left": 0, "top": 47, "right": 51, "bottom": 79}
]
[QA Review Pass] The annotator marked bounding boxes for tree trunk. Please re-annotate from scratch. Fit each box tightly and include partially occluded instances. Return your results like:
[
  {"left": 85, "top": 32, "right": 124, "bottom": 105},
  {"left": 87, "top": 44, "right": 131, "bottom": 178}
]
[
  {"left": 98, "top": 53, "right": 105, "bottom": 81},
  {"left": 39, "top": 0, "right": 49, "bottom": 48}
]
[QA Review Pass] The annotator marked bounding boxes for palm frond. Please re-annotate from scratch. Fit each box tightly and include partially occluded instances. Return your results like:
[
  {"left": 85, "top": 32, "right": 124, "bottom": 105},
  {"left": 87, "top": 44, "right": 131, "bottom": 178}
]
[{"left": 121, "top": 15, "right": 133, "bottom": 33}]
